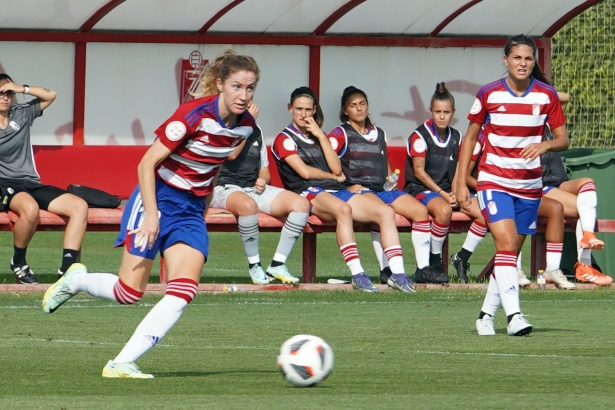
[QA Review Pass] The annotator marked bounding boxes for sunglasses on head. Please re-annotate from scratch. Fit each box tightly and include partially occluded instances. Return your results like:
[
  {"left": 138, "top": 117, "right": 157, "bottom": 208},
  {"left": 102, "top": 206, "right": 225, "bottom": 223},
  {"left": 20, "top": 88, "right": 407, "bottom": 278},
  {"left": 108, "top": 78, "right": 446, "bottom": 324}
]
[{"left": 0, "top": 90, "right": 15, "bottom": 98}]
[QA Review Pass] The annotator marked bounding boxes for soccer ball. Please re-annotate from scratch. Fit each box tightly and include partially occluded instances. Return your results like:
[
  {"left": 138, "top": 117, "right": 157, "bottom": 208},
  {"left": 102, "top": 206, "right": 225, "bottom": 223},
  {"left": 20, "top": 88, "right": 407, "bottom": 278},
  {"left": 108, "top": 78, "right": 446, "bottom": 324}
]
[{"left": 277, "top": 334, "right": 334, "bottom": 387}]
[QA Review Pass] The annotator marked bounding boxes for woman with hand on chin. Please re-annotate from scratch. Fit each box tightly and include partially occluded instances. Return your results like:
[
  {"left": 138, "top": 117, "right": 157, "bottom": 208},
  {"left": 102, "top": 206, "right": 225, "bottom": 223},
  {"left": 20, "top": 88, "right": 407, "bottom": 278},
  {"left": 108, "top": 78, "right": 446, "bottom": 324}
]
[{"left": 273, "top": 86, "right": 414, "bottom": 293}]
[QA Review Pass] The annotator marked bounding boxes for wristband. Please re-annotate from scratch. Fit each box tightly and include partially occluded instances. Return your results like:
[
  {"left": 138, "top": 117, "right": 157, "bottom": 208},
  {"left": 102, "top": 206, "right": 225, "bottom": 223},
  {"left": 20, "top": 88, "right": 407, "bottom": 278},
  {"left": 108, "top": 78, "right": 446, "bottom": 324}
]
[{"left": 23, "top": 85, "right": 30, "bottom": 94}]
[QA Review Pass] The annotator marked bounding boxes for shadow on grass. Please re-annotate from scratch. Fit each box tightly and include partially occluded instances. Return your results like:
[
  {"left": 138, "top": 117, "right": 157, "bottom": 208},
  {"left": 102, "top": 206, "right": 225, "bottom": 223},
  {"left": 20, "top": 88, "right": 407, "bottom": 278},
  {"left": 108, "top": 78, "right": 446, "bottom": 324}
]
[{"left": 156, "top": 369, "right": 279, "bottom": 378}]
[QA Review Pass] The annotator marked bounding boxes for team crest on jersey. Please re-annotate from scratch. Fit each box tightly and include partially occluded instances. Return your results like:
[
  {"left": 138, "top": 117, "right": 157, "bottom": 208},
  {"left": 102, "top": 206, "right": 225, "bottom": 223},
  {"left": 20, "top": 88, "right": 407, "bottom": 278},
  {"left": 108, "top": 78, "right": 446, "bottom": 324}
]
[
  {"left": 283, "top": 138, "right": 297, "bottom": 152},
  {"left": 532, "top": 103, "right": 540, "bottom": 116},
  {"left": 413, "top": 138, "right": 427, "bottom": 154},
  {"left": 487, "top": 200, "right": 498, "bottom": 215},
  {"left": 473, "top": 141, "right": 481, "bottom": 155},
  {"left": 165, "top": 121, "right": 186, "bottom": 141},
  {"left": 470, "top": 98, "right": 482, "bottom": 115},
  {"left": 9, "top": 121, "right": 20, "bottom": 131}
]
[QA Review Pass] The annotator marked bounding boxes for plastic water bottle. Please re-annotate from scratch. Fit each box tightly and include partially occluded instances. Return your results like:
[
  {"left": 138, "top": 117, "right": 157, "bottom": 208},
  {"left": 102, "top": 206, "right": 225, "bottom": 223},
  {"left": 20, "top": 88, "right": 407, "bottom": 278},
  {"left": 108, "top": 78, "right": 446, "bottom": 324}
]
[
  {"left": 383, "top": 169, "right": 400, "bottom": 191},
  {"left": 536, "top": 270, "right": 546, "bottom": 290}
]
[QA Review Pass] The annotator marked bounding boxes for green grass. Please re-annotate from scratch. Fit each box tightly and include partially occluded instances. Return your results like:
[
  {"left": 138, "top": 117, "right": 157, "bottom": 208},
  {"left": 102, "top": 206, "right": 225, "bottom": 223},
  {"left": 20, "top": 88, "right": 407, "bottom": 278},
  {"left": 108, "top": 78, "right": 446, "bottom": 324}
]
[
  {"left": 0, "top": 231, "right": 527, "bottom": 284},
  {"left": 2, "top": 290, "right": 615, "bottom": 409}
]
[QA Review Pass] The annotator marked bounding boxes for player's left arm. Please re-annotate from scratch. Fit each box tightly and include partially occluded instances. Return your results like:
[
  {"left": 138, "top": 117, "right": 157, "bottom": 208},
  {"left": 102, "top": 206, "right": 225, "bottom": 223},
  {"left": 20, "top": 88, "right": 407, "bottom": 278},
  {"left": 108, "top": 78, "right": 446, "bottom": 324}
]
[{"left": 0, "top": 81, "right": 57, "bottom": 111}]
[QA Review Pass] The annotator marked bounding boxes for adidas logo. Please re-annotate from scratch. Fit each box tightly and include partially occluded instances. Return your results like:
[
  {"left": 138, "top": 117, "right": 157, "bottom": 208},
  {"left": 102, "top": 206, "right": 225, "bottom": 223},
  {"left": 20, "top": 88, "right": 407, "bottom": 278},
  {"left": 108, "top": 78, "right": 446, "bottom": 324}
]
[
  {"left": 497, "top": 105, "right": 506, "bottom": 112},
  {"left": 505, "top": 285, "right": 517, "bottom": 294},
  {"left": 145, "top": 335, "right": 160, "bottom": 345},
  {"left": 253, "top": 141, "right": 259, "bottom": 146},
  {"left": 421, "top": 240, "right": 430, "bottom": 247},
  {"left": 529, "top": 221, "right": 537, "bottom": 229},
  {"left": 245, "top": 237, "right": 257, "bottom": 243},
  {"left": 64, "top": 253, "right": 73, "bottom": 257}
]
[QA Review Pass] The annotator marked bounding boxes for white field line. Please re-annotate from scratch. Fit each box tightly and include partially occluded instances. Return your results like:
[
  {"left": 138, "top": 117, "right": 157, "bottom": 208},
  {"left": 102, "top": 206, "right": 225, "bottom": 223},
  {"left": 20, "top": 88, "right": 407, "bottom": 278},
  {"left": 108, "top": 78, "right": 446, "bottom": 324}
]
[
  {"left": 414, "top": 350, "right": 615, "bottom": 360},
  {"left": 2, "top": 298, "right": 615, "bottom": 310},
  {"left": 9, "top": 337, "right": 273, "bottom": 351}
]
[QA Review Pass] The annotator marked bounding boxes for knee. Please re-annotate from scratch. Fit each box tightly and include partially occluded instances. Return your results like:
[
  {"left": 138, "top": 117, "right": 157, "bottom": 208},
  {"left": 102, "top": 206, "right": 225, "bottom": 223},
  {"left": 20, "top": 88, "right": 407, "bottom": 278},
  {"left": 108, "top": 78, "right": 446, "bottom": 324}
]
[
  {"left": 377, "top": 205, "right": 396, "bottom": 223},
  {"left": 415, "top": 205, "right": 429, "bottom": 221},
  {"left": 17, "top": 202, "right": 40, "bottom": 223},
  {"left": 72, "top": 198, "right": 89, "bottom": 221},
  {"left": 433, "top": 205, "right": 452, "bottom": 222},
  {"left": 336, "top": 203, "right": 353, "bottom": 223},
  {"left": 234, "top": 198, "right": 259, "bottom": 215},
  {"left": 292, "top": 196, "right": 311, "bottom": 214}
]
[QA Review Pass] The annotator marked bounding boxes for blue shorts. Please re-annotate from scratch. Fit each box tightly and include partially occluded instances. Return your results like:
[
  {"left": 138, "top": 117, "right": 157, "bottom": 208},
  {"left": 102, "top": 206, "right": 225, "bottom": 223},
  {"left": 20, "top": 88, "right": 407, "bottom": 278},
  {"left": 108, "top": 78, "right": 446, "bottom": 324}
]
[
  {"left": 477, "top": 190, "right": 540, "bottom": 235},
  {"left": 115, "top": 179, "right": 209, "bottom": 260},
  {"left": 300, "top": 186, "right": 355, "bottom": 206},
  {"left": 542, "top": 185, "right": 560, "bottom": 196},
  {"left": 361, "top": 189, "right": 407, "bottom": 205},
  {"left": 414, "top": 191, "right": 442, "bottom": 207}
]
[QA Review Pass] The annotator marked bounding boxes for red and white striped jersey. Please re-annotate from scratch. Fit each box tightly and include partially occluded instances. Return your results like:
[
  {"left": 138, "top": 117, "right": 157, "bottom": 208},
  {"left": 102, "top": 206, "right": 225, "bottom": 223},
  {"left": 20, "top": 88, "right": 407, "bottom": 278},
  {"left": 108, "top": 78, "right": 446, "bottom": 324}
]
[
  {"left": 467, "top": 78, "right": 565, "bottom": 199},
  {"left": 154, "top": 94, "right": 255, "bottom": 197}
]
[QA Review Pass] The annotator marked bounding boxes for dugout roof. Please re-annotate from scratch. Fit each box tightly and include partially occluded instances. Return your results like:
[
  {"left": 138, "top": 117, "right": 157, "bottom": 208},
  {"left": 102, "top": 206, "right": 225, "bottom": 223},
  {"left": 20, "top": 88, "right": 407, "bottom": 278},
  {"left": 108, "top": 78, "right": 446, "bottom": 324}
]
[{"left": 0, "top": 0, "right": 600, "bottom": 38}]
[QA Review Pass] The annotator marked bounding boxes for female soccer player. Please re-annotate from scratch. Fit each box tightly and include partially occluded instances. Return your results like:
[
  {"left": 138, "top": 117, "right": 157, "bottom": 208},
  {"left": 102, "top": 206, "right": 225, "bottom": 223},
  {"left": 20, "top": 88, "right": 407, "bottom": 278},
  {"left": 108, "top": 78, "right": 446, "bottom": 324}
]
[
  {"left": 457, "top": 34, "right": 569, "bottom": 336},
  {"left": 463, "top": 130, "right": 575, "bottom": 290},
  {"left": 404, "top": 82, "right": 461, "bottom": 283},
  {"left": 212, "top": 101, "right": 309, "bottom": 284},
  {"left": 330, "top": 86, "right": 440, "bottom": 285},
  {"left": 541, "top": 92, "right": 610, "bottom": 285},
  {"left": 272, "top": 86, "right": 414, "bottom": 293},
  {"left": 42, "top": 49, "right": 261, "bottom": 378}
]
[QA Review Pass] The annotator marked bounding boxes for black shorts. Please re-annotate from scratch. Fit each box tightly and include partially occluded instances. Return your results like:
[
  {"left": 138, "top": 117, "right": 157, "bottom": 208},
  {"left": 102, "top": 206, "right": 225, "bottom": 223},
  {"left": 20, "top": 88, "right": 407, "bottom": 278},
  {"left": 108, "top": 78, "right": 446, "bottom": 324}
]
[{"left": 0, "top": 178, "right": 68, "bottom": 210}]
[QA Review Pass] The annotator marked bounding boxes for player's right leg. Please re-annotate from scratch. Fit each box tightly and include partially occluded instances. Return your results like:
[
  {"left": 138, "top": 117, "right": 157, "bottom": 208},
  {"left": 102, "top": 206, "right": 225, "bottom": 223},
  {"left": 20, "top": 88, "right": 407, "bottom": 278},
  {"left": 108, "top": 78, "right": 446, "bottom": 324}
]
[
  {"left": 42, "top": 186, "right": 154, "bottom": 313},
  {"left": 453, "top": 197, "right": 488, "bottom": 283},
  {"left": 538, "top": 197, "right": 575, "bottom": 289},
  {"left": 310, "top": 190, "right": 376, "bottom": 292},
  {"left": 7, "top": 191, "right": 39, "bottom": 284},
  {"left": 215, "top": 186, "right": 268, "bottom": 284}
]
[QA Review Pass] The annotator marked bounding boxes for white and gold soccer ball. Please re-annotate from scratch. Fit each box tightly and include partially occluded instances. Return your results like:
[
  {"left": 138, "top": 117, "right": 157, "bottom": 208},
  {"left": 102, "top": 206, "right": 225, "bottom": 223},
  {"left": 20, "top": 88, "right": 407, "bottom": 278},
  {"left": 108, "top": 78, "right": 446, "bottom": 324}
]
[{"left": 277, "top": 334, "right": 334, "bottom": 387}]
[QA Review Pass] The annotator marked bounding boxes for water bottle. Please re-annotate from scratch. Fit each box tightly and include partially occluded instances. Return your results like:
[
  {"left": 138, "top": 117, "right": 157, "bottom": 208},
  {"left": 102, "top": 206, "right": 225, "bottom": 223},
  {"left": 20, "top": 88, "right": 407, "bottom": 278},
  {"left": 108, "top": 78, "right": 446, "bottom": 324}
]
[
  {"left": 536, "top": 270, "right": 546, "bottom": 290},
  {"left": 383, "top": 169, "right": 400, "bottom": 191}
]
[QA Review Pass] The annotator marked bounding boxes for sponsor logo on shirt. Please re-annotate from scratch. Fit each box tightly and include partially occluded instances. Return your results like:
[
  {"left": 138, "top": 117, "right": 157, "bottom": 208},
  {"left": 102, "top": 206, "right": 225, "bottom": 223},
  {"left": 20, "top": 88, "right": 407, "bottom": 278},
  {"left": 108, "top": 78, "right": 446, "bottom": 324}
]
[
  {"left": 9, "top": 121, "right": 20, "bottom": 131},
  {"left": 532, "top": 103, "right": 540, "bottom": 116}
]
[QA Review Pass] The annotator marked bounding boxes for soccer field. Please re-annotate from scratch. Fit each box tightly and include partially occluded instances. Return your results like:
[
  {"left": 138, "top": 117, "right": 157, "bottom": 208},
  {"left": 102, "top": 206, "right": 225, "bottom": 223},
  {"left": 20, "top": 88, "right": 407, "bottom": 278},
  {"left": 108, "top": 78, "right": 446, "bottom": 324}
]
[
  {"left": 2, "top": 290, "right": 615, "bottom": 409},
  {"left": 2, "top": 232, "right": 614, "bottom": 409}
]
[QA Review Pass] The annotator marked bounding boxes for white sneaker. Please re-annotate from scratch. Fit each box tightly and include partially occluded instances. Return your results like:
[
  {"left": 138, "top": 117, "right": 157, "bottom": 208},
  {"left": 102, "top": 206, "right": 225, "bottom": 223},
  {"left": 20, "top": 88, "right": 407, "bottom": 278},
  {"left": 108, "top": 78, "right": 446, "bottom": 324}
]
[
  {"left": 249, "top": 265, "right": 270, "bottom": 285},
  {"left": 102, "top": 360, "right": 154, "bottom": 379},
  {"left": 517, "top": 269, "right": 531, "bottom": 287},
  {"left": 266, "top": 264, "right": 299, "bottom": 283},
  {"left": 42, "top": 263, "right": 85, "bottom": 313},
  {"left": 476, "top": 315, "right": 496, "bottom": 336},
  {"left": 507, "top": 313, "right": 532, "bottom": 336},
  {"left": 544, "top": 269, "right": 576, "bottom": 290}
]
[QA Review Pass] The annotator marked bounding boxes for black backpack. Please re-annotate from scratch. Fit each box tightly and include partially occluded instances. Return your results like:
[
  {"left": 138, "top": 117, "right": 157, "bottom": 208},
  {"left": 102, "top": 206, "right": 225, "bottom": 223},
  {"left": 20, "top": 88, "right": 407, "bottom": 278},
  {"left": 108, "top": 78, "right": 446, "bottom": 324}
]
[{"left": 67, "top": 184, "right": 121, "bottom": 208}]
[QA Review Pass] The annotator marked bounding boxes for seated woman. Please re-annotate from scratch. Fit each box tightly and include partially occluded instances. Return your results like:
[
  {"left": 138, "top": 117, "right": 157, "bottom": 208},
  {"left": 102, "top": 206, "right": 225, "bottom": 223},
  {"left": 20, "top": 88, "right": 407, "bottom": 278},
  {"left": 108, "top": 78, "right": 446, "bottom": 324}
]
[
  {"left": 404, "top": 83, "right": 460, "bottom": 283},
  {"left": 211, "top": 102, "right": 309, "bottom": 285},
  {"left": 540, "top": 92, "right": 610, "bottom": 285},
  {"left": 272, "top": 86, "right": 414, "bottom": 293},
  {"left": 330, "top": 85, "right": 441, "bottom": 285}
]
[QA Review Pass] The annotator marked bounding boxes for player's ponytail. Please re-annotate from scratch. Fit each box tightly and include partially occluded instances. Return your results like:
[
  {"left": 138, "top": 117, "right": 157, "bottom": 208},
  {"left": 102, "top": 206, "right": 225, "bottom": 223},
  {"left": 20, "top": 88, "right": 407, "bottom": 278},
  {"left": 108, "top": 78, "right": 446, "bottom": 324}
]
[
  {"left": 339, "top": 86, "right": 373, "bottom": 129},
  {"left": 503, "top": 34, "right": 551, "bottom": 85},
  {"left": 197, "top": 49, "right": 260, "bottom": 97},
  {"left": 430, "top": 82, "right": 455, "bottom": 110}
]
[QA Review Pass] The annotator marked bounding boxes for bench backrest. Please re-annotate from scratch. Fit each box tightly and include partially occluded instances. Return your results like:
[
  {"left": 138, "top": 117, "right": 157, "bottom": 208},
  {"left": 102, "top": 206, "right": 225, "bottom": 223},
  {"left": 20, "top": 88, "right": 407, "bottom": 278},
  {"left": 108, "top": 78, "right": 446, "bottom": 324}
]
[{"left": 34, "top": 145, "right": 409, "bottom": 199}]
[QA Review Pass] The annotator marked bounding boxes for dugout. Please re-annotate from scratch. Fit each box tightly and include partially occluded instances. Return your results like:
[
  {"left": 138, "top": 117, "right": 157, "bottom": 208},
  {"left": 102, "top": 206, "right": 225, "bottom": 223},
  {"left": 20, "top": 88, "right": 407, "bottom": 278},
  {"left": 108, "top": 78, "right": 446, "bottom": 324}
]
[{"left": 0, "top": 0, "right": 602, "bottom": 149}]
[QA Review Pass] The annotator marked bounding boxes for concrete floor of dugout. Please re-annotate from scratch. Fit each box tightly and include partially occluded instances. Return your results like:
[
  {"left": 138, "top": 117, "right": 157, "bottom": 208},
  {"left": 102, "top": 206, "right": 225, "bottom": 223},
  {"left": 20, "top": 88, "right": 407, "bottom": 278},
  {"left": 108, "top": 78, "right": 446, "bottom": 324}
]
[{"left": 0, "top": 283, "right": 612, "bottom": 293}]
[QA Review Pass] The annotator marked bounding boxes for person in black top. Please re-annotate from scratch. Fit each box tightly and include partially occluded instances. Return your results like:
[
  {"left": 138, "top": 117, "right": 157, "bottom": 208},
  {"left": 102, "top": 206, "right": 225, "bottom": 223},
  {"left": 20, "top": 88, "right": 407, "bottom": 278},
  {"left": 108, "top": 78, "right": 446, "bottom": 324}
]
[
  {"left": 273, "top": 86, "right": 414, "bottom": 293},
  {"left": 404, "top": 83, "right": 461, "bottom": 282},
  {"left": 211, "top": 102, "right": 310, "bottom": 285},
  {"left": 331, "top": 86, "right": 441, "bottom": 285}
]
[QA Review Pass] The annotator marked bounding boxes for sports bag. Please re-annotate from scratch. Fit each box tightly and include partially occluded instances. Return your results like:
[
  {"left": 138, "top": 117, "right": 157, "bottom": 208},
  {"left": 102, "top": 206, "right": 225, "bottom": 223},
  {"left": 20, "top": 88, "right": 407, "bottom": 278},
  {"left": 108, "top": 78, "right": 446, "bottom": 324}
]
[{"left": 67, "top": 184, "right": 121, "bottom": 209}]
